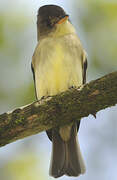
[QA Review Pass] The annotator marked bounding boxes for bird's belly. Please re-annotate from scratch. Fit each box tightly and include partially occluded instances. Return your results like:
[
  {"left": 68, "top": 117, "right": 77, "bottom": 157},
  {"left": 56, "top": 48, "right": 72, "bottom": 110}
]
[
  {"left": 35, "top": 39, "right": 83, "bottom": 99},
  {"left": 36, "top": 61, "right": 82, "bottom": 99}
]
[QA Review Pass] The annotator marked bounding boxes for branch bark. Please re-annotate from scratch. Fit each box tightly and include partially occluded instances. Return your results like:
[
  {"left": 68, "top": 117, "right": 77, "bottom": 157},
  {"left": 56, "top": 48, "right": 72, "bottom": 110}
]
[{"left": 0, "top": 71, "right": 117, "bottom": 147}]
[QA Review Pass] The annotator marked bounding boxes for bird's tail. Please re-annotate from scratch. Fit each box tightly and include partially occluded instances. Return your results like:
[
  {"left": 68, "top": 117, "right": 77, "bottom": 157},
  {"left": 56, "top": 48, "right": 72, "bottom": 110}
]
[{"left": 49, "top": 124, "right": 86, "bottom": 178}]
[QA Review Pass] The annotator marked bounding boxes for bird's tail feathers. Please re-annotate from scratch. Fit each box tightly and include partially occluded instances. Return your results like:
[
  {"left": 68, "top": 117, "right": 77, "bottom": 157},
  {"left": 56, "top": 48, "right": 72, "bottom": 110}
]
[{"left": 49, "top": 125, "right": 85, "bottom": 178}]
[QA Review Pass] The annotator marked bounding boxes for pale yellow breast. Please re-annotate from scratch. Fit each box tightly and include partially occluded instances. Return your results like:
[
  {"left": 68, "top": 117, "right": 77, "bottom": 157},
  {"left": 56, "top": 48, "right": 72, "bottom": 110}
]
[{"left": 33, "top": 34, "right": 83, "bottom": 99}]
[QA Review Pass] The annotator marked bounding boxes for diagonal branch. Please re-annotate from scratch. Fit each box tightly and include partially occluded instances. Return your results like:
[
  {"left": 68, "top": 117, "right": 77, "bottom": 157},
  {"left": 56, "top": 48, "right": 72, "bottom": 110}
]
[{"left": 0, "top": 71, "right": 117, "bottom": 147}]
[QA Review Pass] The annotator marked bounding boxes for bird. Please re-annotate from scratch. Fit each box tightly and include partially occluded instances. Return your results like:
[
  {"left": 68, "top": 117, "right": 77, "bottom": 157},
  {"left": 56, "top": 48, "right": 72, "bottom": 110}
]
[{"left": 31, "top": 4, "right": 87, "bottom": 178}]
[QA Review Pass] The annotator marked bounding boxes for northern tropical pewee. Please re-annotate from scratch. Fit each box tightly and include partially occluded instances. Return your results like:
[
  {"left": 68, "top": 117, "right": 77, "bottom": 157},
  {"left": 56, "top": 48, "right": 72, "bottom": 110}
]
[{"left": 31, "top": 4, "right": 87, "bottom": 178}]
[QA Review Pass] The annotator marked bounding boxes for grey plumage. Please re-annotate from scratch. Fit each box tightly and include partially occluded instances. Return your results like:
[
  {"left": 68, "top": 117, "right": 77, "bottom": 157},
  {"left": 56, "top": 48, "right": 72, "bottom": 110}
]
[{"left": 49, "top": 123, "right": 86, "bottom": 178}]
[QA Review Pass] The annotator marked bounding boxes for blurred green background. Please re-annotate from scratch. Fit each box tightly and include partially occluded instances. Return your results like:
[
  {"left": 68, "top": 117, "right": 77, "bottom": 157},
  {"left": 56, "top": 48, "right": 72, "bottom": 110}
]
[{"left": 0, "top": 0, "right": 117, "bottom": 180}]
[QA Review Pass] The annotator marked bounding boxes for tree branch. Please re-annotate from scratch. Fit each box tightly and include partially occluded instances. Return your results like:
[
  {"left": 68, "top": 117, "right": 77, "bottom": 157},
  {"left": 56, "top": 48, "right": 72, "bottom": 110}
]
[{"left": 0, "top": 71, "right": 117, "bottom": 147}]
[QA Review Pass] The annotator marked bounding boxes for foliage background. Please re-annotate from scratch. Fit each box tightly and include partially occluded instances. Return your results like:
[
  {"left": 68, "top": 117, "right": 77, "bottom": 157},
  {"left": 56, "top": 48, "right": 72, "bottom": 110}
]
[{"left": 0, "top": 0, "right": 117, "bottom": 180}]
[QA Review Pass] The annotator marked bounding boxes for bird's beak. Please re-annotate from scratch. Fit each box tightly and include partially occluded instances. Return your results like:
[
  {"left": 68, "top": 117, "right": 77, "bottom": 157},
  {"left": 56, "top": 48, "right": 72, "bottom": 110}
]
[{"left": 57, "top": 15, "right": 69, "bottom": 24}]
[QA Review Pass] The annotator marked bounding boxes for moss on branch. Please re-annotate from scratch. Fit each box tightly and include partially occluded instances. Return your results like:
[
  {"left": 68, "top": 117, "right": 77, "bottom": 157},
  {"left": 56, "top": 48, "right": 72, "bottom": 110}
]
[{"left": 0, "top": 71, "right": 117, "bottom": 147}]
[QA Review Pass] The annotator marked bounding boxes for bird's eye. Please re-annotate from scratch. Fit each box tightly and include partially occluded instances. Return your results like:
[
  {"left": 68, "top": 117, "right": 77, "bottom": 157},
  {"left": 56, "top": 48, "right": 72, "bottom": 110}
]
[{"left": 46, "top": 20, "right": 52, "bottom": 28}]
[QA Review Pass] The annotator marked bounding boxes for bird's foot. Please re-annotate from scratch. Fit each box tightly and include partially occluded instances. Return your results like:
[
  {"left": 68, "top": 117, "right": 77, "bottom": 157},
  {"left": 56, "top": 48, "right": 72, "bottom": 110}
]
[{"left": 69, "top": 85, "right": 77, "bottom": 90}]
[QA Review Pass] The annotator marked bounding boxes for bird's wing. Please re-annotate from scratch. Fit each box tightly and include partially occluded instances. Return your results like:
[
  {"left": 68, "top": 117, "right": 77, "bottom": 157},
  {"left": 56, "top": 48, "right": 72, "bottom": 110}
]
[
  {"left": 82, "top": 51, "right": 88, "bottom": 84},
  {"left": 83, "top": 57, "right": 88, "bottom": 84},
  {"left": 31, "top": 53, "right": 38, "bottom": 100}
]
